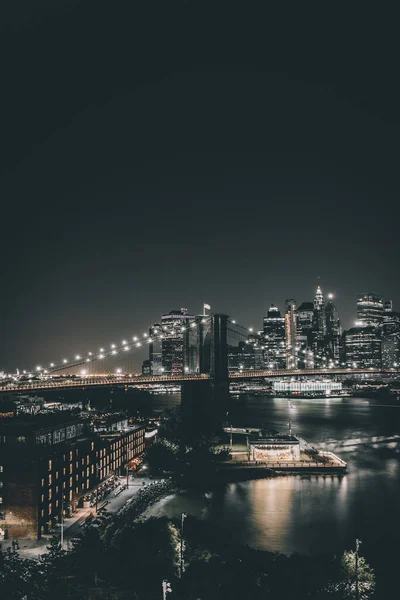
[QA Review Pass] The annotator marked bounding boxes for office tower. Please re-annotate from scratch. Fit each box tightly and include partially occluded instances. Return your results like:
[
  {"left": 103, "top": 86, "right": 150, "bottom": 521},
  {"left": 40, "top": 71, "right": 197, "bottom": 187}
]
[
  {"left": 344, "top": 326, "right": 382, "bottom": 368},
  {"left": 325, "top": 294, "right": 342, "bottom": 361},
  {"left": 285, "top": 299, "right": 297, "bottom": 369},
  {"left": 263, "top": 304, "right": 286, "bottom": 369},
  {"left": 357, "top": 293, "right": 384, "bottom": 327},
  {"left": 158, "top": 308, "right": 194, "bottom": 374}
]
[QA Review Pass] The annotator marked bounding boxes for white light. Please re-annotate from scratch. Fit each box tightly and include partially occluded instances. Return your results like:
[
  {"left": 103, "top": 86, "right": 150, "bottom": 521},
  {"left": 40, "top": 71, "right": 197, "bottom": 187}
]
[
  {"left": 111, "top": 344, "right": 116, "bottom": 349},
  {"left": 122, "top": 340, "right": 127, "bottom": 345},
  {"left": 133, "top": 337, "right": 138, "bottom": 342},
  {"left": 124, "top": 346, "right": 130, "bottom": 351},
  {"left": 143, "top": 333, "right": 148, "bottom": 338},
  {"left": 75, "top": 355, "right": 81, "bottom": 360},
  {"left": 99, "top": 354, "right": 104, "bottom": 359},
  {"left": 88, "top": 352, "right": 92, "bottom": 356},
  {"left": 181, "top": 327, "right": 186, "bottom": 332},
  {"left": 86, "top": 358, "right": 90, "bottom": 362},
  {"left": 116, "top": 368, "right": 122, "bottom": 374},
  {"left": 328, "top": 293, "right": 334, "bottom": 299},
  {"left": 232, "top": 320, "right": 236, "bottom": 324},
  {"left": 100, "top": 348, "right": 104, "bottom": 352},
  {"left": 111, "top": 350, "right": 117, "bottom": 355},
  {"left": 136, "top": 342, "right": 142, "bottom": 347},
  {"left": 191, "top": 323, "right": 196, "bottom": 328},
  {"left": 63, "top": 359, "right": 68, "bottom": 364},
  {"left": 36, "top": 366, "right": 42, "bottom": 371},
  {"left": 80, "top": 369, "right": 87, "bottom": 376},
  {"left": 50, "top": 363, "right": 55, "bottom": 368},
  {"left": 249, "top": 328, "right": 253, "bottom": 332},
  {"left": 201, "top": 319, "right": 206, "bottom": 324}
]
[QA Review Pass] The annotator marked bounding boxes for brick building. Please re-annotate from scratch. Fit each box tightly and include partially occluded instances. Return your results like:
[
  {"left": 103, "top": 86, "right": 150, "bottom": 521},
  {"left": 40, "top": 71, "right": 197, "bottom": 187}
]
[{"left": 0, "top": 413, "right": 144, "bottom": 540}]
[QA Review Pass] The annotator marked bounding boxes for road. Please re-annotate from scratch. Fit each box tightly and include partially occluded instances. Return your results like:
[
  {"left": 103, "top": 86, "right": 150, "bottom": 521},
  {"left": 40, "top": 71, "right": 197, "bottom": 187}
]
[{"left": 1, "top": 476, "right": 155, "bottom": 559}]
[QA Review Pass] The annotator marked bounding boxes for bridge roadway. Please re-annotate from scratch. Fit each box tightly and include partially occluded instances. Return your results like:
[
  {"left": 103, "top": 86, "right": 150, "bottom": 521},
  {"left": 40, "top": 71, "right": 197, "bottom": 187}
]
[{"left": 0, "top": 367, "right": 397, "bottom": 393}]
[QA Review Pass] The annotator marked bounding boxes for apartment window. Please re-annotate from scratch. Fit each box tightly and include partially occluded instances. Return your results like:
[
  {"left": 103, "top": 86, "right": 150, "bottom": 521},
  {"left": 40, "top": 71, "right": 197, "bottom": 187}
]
[
  {"left": 0, "top": 466, "right": 3, "bottom": 472},
  {"left": 56, "top": 486, "right": 59, "bottom": 493},
  {"left": 69, "top": 451, "right": 73, "bottom": 460},
  {"left": 48, "top": 460, "right": 52, "bottom": 471},
  {"left": 48, "top": 504, "right": 52, "bottom": 515},
  {"left": 56, "top": 500, "right": 59, "bottom": 508},
  {"left": 41, "top": 478, "right": 45, "bottom": 487},
  {"left": 48, "top": 474, "right": 52, "bottom": 486},
  {"left": 49, "top": 490, "right": 52, "bottom": 500},
  {"left": 56, "top": 471, "right": 59, "bottom": 479},
  {"left": 63, "top": 468, "right": 66, "bottom": 476},
  {"left": 41, "top": 509, "right": 44, "bottom": 518},
  {"left": 69, "top": 490, "right": 72, "bottom": 501},
  {"left": 69, "top": 477, "right": 72, "bottom": 487}
]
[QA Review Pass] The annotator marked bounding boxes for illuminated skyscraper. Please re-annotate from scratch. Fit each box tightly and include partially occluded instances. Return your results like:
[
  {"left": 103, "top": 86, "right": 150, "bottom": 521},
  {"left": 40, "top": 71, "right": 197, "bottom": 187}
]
[
  {"left": 285, "top": 299, "right": 297, "bottom": 369},
  {"left": 263, "top": 304, "right": 286, "bottom": 369},
  {"left": 313, "top": 285, "right": 326, "bottom": 337},
  {"left": 344, "top": 326, "right": 382, "bottom": 368},
  {"left": 325, "top": 294, "right": 341, "bottom": 361},
  {"left": 357, "top": 293, "right": 384, "bottom": 327}
]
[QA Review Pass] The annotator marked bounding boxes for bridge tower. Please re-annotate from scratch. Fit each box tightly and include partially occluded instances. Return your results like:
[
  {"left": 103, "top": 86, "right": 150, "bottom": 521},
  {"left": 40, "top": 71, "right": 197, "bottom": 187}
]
[{"left": 181, "top": 314, "right": 230, "bottom": 433}]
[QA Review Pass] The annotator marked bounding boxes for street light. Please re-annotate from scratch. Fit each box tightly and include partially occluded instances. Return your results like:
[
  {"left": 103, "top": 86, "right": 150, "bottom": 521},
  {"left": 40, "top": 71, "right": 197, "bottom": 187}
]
[
  {"left": 162, "top": 580, "right": 172, "bottom": 600},
  {"left": 355, "top": 538, "right": 362, "bottom": 600},
  {"left": 180, "top": 512, "right": 187, "bottom": 578}
]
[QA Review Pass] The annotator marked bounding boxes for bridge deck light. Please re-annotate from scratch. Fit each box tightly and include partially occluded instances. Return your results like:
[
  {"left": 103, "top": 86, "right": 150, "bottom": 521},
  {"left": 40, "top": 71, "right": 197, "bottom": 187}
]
[
  {"left": 111, "top": 344, "right": 116, "bottom": 349},
  {"left": 50, "top": 363, "right": 55, "bottom": 368},
  {"left": 63, "top": 359, "right": 68, "bottom": 364},
  {"left": 75, "top": 355, "right": 81, "bottom": 360}
]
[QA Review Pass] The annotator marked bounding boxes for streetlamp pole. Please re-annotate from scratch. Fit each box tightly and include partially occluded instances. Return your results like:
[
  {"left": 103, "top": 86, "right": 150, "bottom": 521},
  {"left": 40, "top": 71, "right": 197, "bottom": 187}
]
[
  {"left": 126, "top": 465, "right": 129, "bottom": 489},
  {"left": 162, "top": 580, "right": 172, "bottom": 600},
  {"left": 355, "top": 538, "right": 361, "bottom": 600},
  {"left": 180, "top": 512, "right": 186, "bottom": 578}
]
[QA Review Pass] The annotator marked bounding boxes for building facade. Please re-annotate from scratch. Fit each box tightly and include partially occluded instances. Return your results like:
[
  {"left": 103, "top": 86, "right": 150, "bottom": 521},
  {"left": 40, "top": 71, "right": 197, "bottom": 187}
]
[
  {"left": 357, "top": 293, "right": 384, "bottom": 327},
  {"left": 0, "top": 414, "right": 145, "bottom": 540},
  {"left": 263, "top": 305, "right": 286, "bottom": 369},
  {"left": 344, "top": 326, "right": 382, "bottom": 368},
  {"left": 285, "top": 299, "right": 297, "bottom": 369}
]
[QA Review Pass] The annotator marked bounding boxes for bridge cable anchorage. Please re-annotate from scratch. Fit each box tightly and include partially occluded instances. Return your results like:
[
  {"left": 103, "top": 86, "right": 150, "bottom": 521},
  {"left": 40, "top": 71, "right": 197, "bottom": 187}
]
[{"left": 13, "top": 316, "right": 211, "bottom": 381}]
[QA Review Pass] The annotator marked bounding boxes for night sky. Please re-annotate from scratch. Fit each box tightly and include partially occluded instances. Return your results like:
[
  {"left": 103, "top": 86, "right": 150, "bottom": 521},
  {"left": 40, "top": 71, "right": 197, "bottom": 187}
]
[{"left": 1, "top": 2, "right": 399, "bottom": 371}]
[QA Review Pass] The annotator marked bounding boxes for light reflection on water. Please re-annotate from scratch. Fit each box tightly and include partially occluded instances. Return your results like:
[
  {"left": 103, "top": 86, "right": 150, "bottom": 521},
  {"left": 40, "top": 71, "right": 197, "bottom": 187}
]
[{"left": 145, "top": 394, "right": 400, "bottom": 567}]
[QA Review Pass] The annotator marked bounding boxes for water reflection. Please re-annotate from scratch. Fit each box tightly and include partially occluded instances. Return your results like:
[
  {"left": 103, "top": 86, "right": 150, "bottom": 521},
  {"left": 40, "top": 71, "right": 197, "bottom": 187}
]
[{"left": 145, "top": 394, "right": 400, "bottom": 564}]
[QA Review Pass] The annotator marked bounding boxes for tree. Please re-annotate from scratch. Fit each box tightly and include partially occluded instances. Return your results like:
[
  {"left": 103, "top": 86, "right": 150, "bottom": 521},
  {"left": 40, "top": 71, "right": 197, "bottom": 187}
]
[{"left": 319, "top": 550, "right": 375, "bottom": 599}]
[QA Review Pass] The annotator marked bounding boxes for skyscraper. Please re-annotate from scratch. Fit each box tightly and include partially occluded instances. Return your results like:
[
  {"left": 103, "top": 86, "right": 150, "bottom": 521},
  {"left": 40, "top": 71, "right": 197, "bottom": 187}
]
[
  {"left": 325, "top": 294, "right": 341, "bottom": 361},
  {"left": 357, "top": 293, "right": 384, "bottom": 327},
  {"left": 263, "top": 304, "right": 286, "bottom": 369},
  {"left": 149, "top": 308, "right": 194, "bottom": 374},
  {"left": 313, "top": 285, "right": 326, "bottom": 337},
  {"left": 285, "top": 299, "right": 297, "bottom": 369},
  {"left": 344, "top": 326, "right": 382, "bottom": 368}
]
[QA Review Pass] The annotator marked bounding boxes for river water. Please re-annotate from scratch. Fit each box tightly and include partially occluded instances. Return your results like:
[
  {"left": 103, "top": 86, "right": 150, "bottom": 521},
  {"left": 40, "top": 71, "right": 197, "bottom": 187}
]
[{"left": 145, "top": 393, "right": 400, "bottom": 593}]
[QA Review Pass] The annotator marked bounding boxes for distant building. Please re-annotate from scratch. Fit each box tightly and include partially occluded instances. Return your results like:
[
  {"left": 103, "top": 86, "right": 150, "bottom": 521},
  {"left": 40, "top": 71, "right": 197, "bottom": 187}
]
[
  {"left": 325, "top": 295, "right": 341, "bottom": 361},
  {"left": 313, "top": 286, "right": 326, "bottom": 337},
  {"left": 344, "top": 326, "right": 382, "bottom": 368},
  {"left": 382, "top": 332, "right": 399, "bottom": 368},
  {"left": 357, "top": 293, "right": 384, "bottom": 327},
  {"left": 263, "top": 305, "right": 286, "bottom": 369},
  {"left": 228, "top": 341, "right": 259, "bottom": 372},
  {"left": 149, "top": 309, "right": 194, "bottom": 375},
  {"left": 285, "top": 299, "right": 297, "bottom": 369},
  {"left": 0, "top": 413, "right": 144, "bottom": 540}
]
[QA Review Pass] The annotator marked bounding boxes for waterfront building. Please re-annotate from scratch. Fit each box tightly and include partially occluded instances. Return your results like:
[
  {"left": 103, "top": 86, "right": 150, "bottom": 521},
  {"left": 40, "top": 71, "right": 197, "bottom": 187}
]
[
  {"left": 0, "top": 413, "right": 145, "bottom": 540},
  {"left": 249, "top": 436, "right": 300, "bottom": 461},
  {"left": 357, "top": 293, "right": 384, "bottom": 327},
  {"left": 285, "top": 299, "right": 297, "bottom": 369},
  {"left": 272, "top": 380, "right": 343, "bottom": 395},
  {"left": 263, "top": 305, "right": 286, "bottom": 369},
  {"left": 344, "top": 326, "right": 382, "bottom": 368}
]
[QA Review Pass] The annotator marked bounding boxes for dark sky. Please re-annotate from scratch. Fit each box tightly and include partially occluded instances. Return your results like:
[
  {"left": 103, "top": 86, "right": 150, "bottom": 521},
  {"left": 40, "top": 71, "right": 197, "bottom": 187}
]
[{"left": 1, "top": 2, "right": 399, "bottom": 371}]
